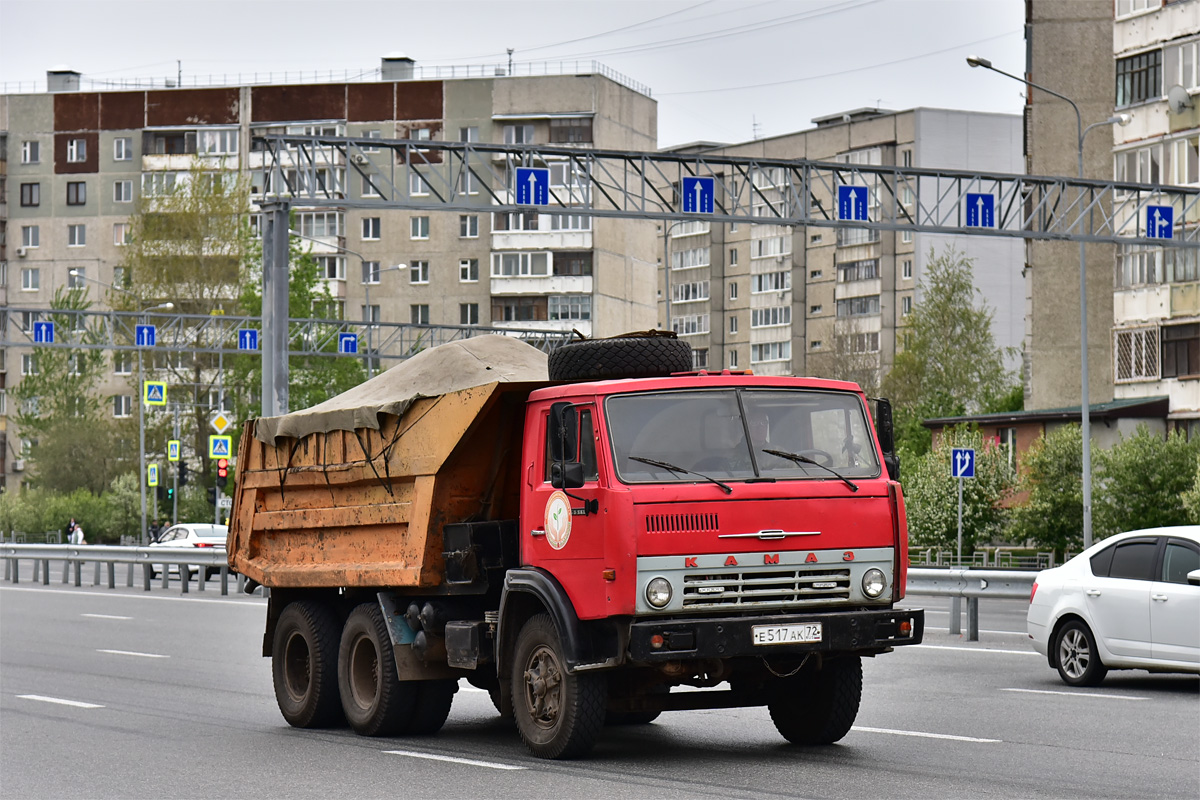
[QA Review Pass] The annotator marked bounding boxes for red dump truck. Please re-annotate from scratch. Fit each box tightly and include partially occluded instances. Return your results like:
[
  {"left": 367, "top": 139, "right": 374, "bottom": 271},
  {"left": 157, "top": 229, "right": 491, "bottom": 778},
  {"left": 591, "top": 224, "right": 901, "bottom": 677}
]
[{"left": 228, "top": 333, "right": 923, "bottom": 759}]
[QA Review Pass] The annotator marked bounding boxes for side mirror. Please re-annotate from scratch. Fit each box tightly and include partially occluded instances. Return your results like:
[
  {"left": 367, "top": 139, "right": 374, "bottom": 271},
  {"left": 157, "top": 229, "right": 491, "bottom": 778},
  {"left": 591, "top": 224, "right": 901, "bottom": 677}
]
[
  {"left": 1188, "top": 568, "right": 1200, "bottom": 587},
  {"left": 550, "top": 461, "right": 585, "bottom": 489},
  {"left": 874, "top": 398, "right": 900, "bottom": 480},
  {"left": 548, "top": 402, "right": 577, "bottom": 463}
]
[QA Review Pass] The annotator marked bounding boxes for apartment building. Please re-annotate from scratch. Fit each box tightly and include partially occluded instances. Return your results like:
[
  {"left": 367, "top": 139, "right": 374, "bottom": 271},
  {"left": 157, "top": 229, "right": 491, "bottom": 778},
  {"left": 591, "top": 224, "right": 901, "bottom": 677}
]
[
  {"left": 660, "top": 108, "right": 1023, "bottom": 389},
  {"left": 0, "top": 57, "right": 659, "bottom": 490},
  {"left": 1109, "top": 0, "right": 1200, "bottom": 435}
]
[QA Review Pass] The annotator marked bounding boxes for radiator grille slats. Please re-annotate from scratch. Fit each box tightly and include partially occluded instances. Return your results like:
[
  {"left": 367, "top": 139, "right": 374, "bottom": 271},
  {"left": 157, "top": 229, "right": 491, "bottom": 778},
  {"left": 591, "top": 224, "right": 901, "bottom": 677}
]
[
  {"left": 645, "top": 513, "right": 719, "bottom": 534},
  {"left": 682, "top": 566, "right": 851, "bottom": 609}
]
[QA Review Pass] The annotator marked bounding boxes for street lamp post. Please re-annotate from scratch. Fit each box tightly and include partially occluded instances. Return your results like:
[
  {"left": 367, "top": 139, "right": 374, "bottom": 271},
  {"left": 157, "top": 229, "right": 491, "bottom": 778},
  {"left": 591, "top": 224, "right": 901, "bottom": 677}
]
[
  {"left": 966, "top": 56, "right": 1131, "bottom": 550},
  {"left": 68, "top": 269, "right": 172, "bottom": 544},
  {"left": 662, "top": 221, "right": 690, "bottom": 333},
  {"left": 287, "top": 229, "right": 404, "bottom": 379}
]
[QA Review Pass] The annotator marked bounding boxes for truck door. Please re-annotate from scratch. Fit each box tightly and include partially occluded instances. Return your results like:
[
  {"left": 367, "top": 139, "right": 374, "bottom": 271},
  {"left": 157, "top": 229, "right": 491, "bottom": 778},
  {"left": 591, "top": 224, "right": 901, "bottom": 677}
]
[{"left": 524, "top": 404, "right": 606, "bottom": 612}]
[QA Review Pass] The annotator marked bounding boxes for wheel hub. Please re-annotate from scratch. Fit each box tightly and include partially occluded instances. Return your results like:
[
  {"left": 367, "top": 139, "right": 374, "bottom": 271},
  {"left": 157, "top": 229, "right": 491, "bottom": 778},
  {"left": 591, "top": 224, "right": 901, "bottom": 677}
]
[{"left": 522, "top": 644, "right": 563, "bottom": 728}]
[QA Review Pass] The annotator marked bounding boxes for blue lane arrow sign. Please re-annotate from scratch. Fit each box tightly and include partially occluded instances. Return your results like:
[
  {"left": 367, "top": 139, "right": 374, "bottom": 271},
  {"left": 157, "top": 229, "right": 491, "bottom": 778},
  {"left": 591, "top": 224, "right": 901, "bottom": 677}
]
[
  {"left": 338, "top": 332, "right": 359, "bottom": 355},
  {"left": 682, "top": 177, "right": 715, "bottom": 214},
  {"left": 136, "top": 324, "right": 157, "bottom": 347},
  {"left": 1147, "top": 205, "right": 1174, "bottom": 239},
  {"left": 515, "top": 167, "right": 550, "bottom": 205},
  {"left": 238, "top": 329, "right": 259, "bottom": 351},
  {"left": 966, "top": 193, "right": 995, "bottom": 228},
  {"left": 951, "top": 448, "right": 976, "bottom": 479},
  {"left": 837, "top": 185, "right": 869, "bottom": 221},
  {"left": 33, "top": 321, "right": 55, "bottom": 344}
]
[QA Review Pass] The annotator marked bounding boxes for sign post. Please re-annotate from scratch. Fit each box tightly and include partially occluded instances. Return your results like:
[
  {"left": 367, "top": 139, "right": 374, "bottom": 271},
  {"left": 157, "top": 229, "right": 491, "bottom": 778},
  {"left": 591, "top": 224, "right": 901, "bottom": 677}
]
[{"left": 949, "top": 447, "right": 976, "bottom": 636}]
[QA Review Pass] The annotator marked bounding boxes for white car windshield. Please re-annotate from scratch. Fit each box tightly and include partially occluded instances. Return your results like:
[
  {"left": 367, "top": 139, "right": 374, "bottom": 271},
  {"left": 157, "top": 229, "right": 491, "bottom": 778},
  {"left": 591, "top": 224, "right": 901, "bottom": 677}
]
[{"left": 606, "top": 388, "right": 880, "bottom": 484}]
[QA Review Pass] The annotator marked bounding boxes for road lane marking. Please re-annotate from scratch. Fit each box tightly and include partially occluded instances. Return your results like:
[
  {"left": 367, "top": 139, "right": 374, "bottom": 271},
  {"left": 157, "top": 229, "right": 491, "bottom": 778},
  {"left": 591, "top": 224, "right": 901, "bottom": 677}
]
[
  {"left": 97, "top": 649, "right": 169, "bottom": 659},
  {"left": 925, "top": 625, "right": 1027, "bottom": 637},
  {"left": 384, "top": 749, "right": 526, "bottom": 770},
  {"left": 18, "top": 695, "right": 104, "bottom": 709},
  {"left": 914, "top": 644, "right": 1039, "bottom": 656},
  {"left": 852, "top": 726, "right": 1001, "bottom": 743},
  {"left": 82, "top": 613, "right": 132, "bottom": 620},
  {"left": 1001, "top": 687, "right": 1147, "bottom": 701}
]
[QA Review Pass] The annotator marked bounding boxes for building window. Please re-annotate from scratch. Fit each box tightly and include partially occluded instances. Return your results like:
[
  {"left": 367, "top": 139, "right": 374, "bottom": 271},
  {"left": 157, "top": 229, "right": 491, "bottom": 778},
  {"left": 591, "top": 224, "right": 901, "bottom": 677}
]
[
  {"left": 296, "top": 211, "right": 342, "bottom": 238},
  {"left": 362, "top": 130, "right": 382, "bottom": 153},
  {"left": 1116, "top": 0, "right": 1156, "bottom": 16},
  {"left": 492, "top": 296, "right": 547, "bottom": 322},
  {"left": 409, "top": 172, "right": 428, "bottom": 197},
  {"left": 837, "top": 259, "right": 879, "bottom": 282},
  {"left": 1162, "top": 323, "right": 1200, "bottom": 378},
  {"left": 549, "top": 117, "right": 593, "bottom": 143},
  {"left": 68, "top": 225, "right": 86, "bottom": 247},
  {"left": 1178, "top": 41, "right": 1200, "bottom": 92},
  {"left": 751, "top": 307, "right": 791, "bottom": 328},
  {"left": 113, "top": 266, "right": 130, "bottom": 288},
  {"left": 491, "top": 251, "right": 550, "bottom": 277},
  {"left": 361, "top": 174, "right": 381, "bottom": 197},
  {"left": 142, "top": 172, "right": 177, "bottom": 196},
  {"left": 114, "top": 137, "right": 133, "bottom": 161},
  {"left": 729, "top": 248, "right": 739, "bottom": 266},
  {"left": 411, "top": 216, "right": 430, "bottom": 240},
  {"left": 67, "top": 181, "right": 87, "bottom": 205},
  {"left": 810, "top": 269, "right": 822, "bottom": 279},
  {"left": 67, "top": 138, "right": 87, "bottom": 163},
  {"left": 670, "top": 247, "right": 710, "bottom": 270},
  {"left": 810, "top": 304, "right": 822, "bottom": 315},
  {"left": 840, "top": 332, "right": 880, "bottom": 353},
  {"left": 1172, "top": 136, "right": 1200, "bottom": 186},
  {"left": 554, "top": 251, "right": 592, "bottom": 276},
  {"left": 751, "top": 341, "right": 791, "bottom": 363},
  {"left": 1114, "top": 327, "right": 1160, "bottom": 382},
  {"left": 550, "top": 213, "right": 591, "bottom": 231},
  {"left": 114, "top": 180, "right": 133, "bottom": 203},
  {"left": 460, "top": 303, "right": 479, "bottom": 325},
  {"left": 672, "top": 281, "right": 710, "bottom": 303},
  {"left": 362, "top": 217, "right": 381, "bottom": 240},
  {"left": 21, "top": 268, "right": 40, "bottom": 291},
  {"left": 21, "top": 140, "right": 40, "bottom": 163},
  {"left": 729, "top": 281, "right": 739, "bottom": 300},
  {"left": 729, "top": 349, "right": 739, "bottom": 369},
  {"left": 459, "top": 127, "right": 479, "bottom": 143},
  {"left": 903, "top": 259, "right": 913, "bottom": 279},
  {"left": 810, "top": 233, "right": 822, "bottom": 244},
  {"left": 410, "top": 304, "right": 430, "bottom": 325},
  {"left": 691, "top": 349, "right": 709, "bottom": 369},
  {"left": 493, "top": 211, "right": 538, "bottom": 231},
  {"left": 20, "top": 183, "right": 40, "bottom": 207},
  {"left": 458, "top": 170, "right": 479, "bottom": 195},
  {"left": 752, "top": 271, "right": 791, "bottom": 293},
  {"left": 363, "top": 261, "right": 381, "bottom": 284},
  {"left": 504, "top": 124, "right": 535, "bottom": 145},
  {"left": 113, "top": 223, "right": 131, "bottom": 245},
  {"left": 460, "top": 215, "right": 479, "bottom": 238},
  {"left": 410, "top": 260, "right": 430, "bottom": 284},
  {"left": 21, "top": 225, "right": 39, "bottom": 248},
  {"left": 836, "top": 295, "right": 881, "bottom": 318},
  {"left": 902, "top": 295, "right": 913, "bottom": 316},
  {"left": 22, "top": 354, "right": 39, "bottom": 376},
  {"left": 672, "top": 314, "right": 710, "bottom": 336},
  {"left": 730, "top": 316, "right": 739, "bottom": 334},
  {"left": 459, "top": 259, "right": 479, "bottom": 282},
  {"left": 113, "top": 395, "right": 133, "bottom": 418},
  {"left": 901, "top": 230, "right": 913, "bottom": 244},
  {"left": 548, "top": 294, "right": 592, "bottom": 321},
  {"left": 114, "top": 352, "right": 132, "bottom": 375},
  {"left": 1116, "top": 48, "right": 1162, "bottom": 107},
  {"left": 318, "top": 256, "right": 345, "bottom": 281},
  {"left": 198, "top": 129, "right": 238, "bottom": 155}
]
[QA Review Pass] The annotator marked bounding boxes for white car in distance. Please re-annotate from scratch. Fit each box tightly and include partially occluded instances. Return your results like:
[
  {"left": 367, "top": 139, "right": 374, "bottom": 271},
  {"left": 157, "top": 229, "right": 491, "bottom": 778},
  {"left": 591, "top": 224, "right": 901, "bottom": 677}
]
[
  {"left": 1027, "top": 526, "right": 1200, "bottom": 686},
  {"left": 148, "top": 523, "right": 228, "bottom": 580}
]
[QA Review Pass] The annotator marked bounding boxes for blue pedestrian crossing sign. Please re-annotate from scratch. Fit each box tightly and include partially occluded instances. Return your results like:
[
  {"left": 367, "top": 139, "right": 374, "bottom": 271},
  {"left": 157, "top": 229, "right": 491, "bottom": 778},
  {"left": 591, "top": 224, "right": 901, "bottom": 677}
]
[
  {"left": 143, "top": 381, "right": 167, "bottom": 406},
  {"left": 515, "top": 167, "right": 550, "bottom": 205},
  {"left": 238, "top": 329, "right": 259, "bottom": 351},
  {"left": 966, "top": 193, "right": 995, "bottom": 228},
  {"left": 33, "top": 321, "right": 55, "bottom": 344},
  {"left": 338, "top": 332, "right": 359, "bottom": 355},
  {"left": 136, "top": 324, "right": 157, "bottom": 347},
  {"left": 167, "top": 440, "right": 180, "bottom": 462},
  {"left": 951, "top": 448, "right": 976, "bottom": 479},
  {"left": 208, "top": 435, "right": 232, "bottom": 459},
  {"left": 682, "top": 177, "right": 715, "bottom": 214},
  {"left": 837, "top": 185, "right": 869, "bottom": 221},
  {"left": 1147, "top": 205, "right": 1174, "bottom": 239},
  {"left": 147, "top": 464, "right": 159, "bottom": 487}
]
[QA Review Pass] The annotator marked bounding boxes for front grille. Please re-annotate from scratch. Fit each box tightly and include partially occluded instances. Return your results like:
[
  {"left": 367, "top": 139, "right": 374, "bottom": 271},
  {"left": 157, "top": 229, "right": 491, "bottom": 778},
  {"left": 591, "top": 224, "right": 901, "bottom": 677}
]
[
  {"left": 645, "top": 513, "right": 719, "bottom": 534},
  {"left": 682, "top": 566, "right": 851, "bottom": 609}
]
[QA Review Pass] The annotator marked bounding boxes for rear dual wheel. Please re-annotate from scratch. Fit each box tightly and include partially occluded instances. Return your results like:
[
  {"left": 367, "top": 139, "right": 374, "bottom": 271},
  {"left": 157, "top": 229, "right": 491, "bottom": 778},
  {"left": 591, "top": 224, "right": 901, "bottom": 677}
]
[{"left": 272, "top": 601, "right": 345, "bottom": 728}]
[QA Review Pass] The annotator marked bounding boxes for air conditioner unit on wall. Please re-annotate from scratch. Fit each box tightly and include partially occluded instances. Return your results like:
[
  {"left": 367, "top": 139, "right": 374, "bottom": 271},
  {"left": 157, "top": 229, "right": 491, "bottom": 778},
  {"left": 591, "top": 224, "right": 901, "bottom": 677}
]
[
  {"left": 16, "top": 247, "right": 27, "bottom": 258},
  {"left": 351, "top": 154, "right": 369, "bottom": 165},
  {"left": 12, "top": 460, "right": 25, "bottom": 472}
]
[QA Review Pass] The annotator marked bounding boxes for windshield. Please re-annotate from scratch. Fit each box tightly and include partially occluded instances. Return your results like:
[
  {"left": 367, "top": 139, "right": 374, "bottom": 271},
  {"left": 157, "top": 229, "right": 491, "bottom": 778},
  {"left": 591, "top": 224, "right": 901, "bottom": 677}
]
[{"left": 606, "top": 388, "right": 880, "bottom": 484}]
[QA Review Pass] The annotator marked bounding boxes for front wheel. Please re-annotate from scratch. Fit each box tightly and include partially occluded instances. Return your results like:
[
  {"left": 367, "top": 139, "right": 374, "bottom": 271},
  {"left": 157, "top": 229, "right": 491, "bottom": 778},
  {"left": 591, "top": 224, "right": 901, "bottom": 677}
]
[
  {"left": 338, "top": 603, "right": 416, "bottom": 736},
  {"left": 511, "top": 614, "right": 606, "bottom": 759},
  {"left": 768, "top": 656, "right": 862, "bottom": 745},
  {"left": 1054, "top": 620, "right": 1108, "bottom": 687}
]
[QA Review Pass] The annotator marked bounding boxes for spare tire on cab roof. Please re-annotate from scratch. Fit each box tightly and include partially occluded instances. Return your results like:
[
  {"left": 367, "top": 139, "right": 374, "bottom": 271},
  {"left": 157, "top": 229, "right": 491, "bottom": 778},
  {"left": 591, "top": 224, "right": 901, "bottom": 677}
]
[{"left": 548, "top": 331, "right": 693, "bottom": 382}]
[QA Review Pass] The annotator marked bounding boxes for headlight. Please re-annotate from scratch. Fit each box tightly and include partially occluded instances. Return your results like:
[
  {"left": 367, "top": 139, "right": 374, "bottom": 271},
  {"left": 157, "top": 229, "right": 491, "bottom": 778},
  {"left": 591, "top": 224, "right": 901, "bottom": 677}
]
[
  {"left": 862, "top": 568, "right": 887, "bottom": 598},
  {"left": 646, "top": 577, "right": 673, "bottom": 608}
]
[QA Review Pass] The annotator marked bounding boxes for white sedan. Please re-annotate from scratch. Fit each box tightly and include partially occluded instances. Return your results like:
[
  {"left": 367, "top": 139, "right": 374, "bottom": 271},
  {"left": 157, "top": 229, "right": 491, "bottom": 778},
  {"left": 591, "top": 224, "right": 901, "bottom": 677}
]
[
  {"left": 1027, "top": 526, "right": 1200, "bottom": 686},
  {"left": 148, "top": 523, "right": 228, "bottom": 579}
]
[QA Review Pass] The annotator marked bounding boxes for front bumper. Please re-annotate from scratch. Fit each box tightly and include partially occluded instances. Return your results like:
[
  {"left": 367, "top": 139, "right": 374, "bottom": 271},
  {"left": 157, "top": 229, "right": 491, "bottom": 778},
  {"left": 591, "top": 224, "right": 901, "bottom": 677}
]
[{"left": 627, "top": 607, "right": 924, "bottom": 662}]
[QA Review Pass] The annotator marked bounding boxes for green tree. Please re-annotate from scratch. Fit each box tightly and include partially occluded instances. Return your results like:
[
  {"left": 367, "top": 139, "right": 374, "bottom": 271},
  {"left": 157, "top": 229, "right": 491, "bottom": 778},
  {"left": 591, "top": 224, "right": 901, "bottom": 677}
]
[
  {"left": 902, "top": 426, "right": 1016, "bottom": 560},
  {"left": 1181, "top": 455, "right": 1200, "bottom": 524},
  {"left": 1011, "top": 424, "right": 1083, "bottom": 557},
  {"left": 1094, "top": 426, "right": 1200, "bottom": 539},
  {"left": 882, "top": 246, "right": 1015, "bottom": 458}
]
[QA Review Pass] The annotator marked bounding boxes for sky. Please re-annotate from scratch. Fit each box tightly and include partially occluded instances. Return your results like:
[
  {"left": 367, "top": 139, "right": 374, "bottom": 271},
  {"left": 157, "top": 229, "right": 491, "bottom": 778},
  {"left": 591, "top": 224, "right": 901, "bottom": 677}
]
[{"left": 0, "top": 0, "right": 1027, "bottom": 149}]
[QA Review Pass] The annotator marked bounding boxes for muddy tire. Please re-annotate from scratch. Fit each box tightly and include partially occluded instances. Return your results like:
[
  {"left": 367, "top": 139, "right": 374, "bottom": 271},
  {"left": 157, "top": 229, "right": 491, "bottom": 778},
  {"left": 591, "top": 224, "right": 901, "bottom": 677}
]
[
  {"left": 338, "top": 603, "right": 416, "bottom": 736},
  {"left": 408, "top": 679, "right": 457, "bottom": 735},
  {"left": 272, "top": 600, "right": 345, "bottom": 728},
  {"left": 511, "top": 614, "right": 606, "bottom": 759},
  {"left": 548, "top": 335, "right": 692, "bottom": 382},
  {"left": 768, "top": 656, "right": 862, "bottom": 745}
]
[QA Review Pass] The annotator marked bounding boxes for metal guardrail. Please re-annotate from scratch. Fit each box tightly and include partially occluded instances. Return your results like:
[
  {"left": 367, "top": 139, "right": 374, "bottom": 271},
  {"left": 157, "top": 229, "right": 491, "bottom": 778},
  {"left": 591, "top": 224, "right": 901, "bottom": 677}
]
[
  {"left": 907, "top": 568, "right": 1038, "bottom": 642},
  {"left": 0, "top": 543, "right": 258, "bottom": 597}
]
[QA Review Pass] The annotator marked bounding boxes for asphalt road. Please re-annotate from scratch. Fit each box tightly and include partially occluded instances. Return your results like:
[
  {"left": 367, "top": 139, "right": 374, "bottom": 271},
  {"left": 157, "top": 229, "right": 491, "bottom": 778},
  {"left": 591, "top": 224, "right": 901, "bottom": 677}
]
[{"left": 1, "top": 584, "right": 1196, "bottom": 799}]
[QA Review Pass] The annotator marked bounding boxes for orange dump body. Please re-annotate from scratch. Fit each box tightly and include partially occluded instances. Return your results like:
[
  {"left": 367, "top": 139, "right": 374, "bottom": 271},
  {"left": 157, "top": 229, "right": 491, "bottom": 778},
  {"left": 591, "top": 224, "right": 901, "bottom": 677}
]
[{"left": 227, "top": 382, "right": 538, "bottom": 588}]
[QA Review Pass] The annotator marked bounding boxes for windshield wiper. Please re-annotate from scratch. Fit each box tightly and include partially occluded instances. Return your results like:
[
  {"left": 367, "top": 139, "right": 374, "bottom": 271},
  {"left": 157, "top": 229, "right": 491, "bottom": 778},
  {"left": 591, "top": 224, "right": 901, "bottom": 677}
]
[
  {"left": 629, "top": 456, "right": 733, "bottom": 494},
  {"left": 762, "top": 449, "right": 859, "bottom": 492}
]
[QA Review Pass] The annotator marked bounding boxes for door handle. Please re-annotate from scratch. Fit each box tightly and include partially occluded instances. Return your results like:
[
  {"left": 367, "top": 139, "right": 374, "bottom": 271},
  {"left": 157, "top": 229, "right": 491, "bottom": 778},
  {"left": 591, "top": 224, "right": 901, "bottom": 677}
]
[
  {"left": 1085, "top": 589, "right": 1101, "bottom": 597},
  {"left": 531, "top": 529, "right": 545, "bottom": 537},
  {"left": 1152, "top": 594, "right": 1168, "bottom": 602}
]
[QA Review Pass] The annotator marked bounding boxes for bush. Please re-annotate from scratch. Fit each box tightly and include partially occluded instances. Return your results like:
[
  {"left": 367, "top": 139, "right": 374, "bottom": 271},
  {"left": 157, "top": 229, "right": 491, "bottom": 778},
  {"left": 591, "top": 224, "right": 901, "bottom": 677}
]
[
  {"left": 1011, "top": 425, "right": 1083, "bottom": 559},
  {"left": 1094, "top": 426, "right": 1199, "bottom": 540}
]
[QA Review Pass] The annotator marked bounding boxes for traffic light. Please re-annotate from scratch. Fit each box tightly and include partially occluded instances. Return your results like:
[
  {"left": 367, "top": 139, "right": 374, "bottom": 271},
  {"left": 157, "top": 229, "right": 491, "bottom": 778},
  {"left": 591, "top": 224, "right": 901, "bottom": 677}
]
[
  {"left": 156, "top": 484, "right": 165, "bottom": 502},
  {"left": 206, "top": 487, "right": 217, "bottom": 505},
  {"left": 216, "top": 458, "right": 228, "bottom": 488},
  {"left": 166, "top": 486, "right": 175, "bottom": 502},
  {"left": 178, "top": 461, "right": 189, "bottom": 487}
]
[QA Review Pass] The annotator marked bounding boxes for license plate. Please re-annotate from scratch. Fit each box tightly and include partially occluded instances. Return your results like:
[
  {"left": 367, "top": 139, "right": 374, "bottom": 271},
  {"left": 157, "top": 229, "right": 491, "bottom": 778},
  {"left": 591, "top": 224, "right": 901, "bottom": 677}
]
[{"left": 752, "top": 622, "right": 823, "bottom": 646}]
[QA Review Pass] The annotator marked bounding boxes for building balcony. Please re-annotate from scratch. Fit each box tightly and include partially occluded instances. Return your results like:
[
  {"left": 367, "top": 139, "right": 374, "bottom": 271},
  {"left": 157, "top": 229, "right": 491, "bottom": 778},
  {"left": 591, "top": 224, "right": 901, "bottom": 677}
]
[
  {"left": 491, "top": 230, "right": 592, "bottom": 250},
  {"left": 490, "top": 275, "right": 592, "bottom": 295}
]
